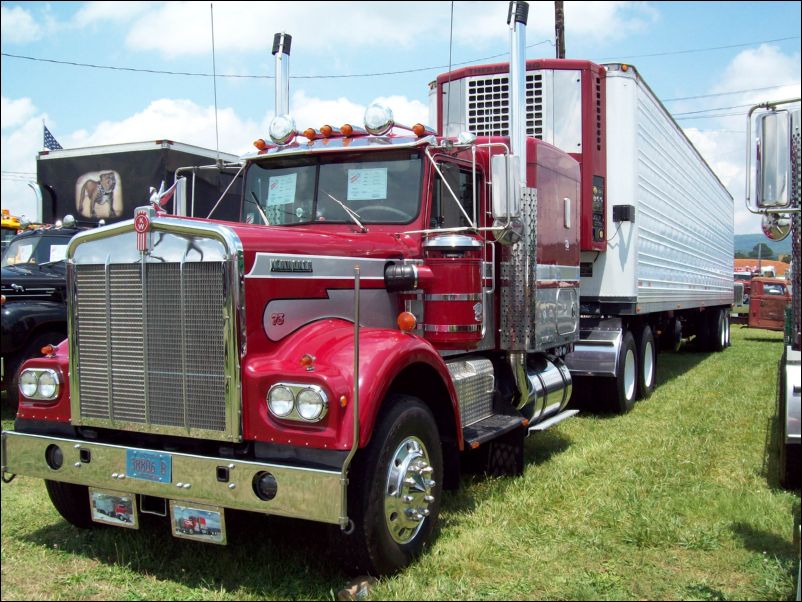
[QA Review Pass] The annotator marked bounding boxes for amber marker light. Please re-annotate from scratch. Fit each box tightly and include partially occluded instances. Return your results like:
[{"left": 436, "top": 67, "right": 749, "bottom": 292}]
[
  {"left": 41, "top": 344, "right": 57, "bottom": 357},
  {"left": 340, "top": 395, "right": 348, "bottom": 408},
  {"left": 397, "top": 311, "right": 417, "bottom": 333},
  {"left": 253, "top": 138, "right": 269, "bottom": 150},
  {"left": 341, "top": 123, "right": 354, "bottom": 137},
  {"left": 303, "top": 128, "right": 318, "bottom": 141},
  {"left": 300, "top": 354, "right": 316, "bottom": 371}
]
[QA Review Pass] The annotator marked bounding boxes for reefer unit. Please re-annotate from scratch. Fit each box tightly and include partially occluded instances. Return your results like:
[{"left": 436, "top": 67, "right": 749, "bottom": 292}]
[{"left": 580, "top": 64, "right": 733, "bottom": 315}]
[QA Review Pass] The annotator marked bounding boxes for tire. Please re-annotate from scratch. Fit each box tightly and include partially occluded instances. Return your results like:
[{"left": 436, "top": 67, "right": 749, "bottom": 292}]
[
  {"left": 636, "top": 325, "right": 656, "bottom": 400},
  {"left": 708, "top": 308, "right": 726, "bottom": 353},
  {"left": 335, "top": 395, "right": 443, "bottom": 575},
  {"left": 45, "top": 480, "right": 94, "bottom": 528},
  {"left": 779, "top": 443, "right": 800, "bottom": 490},
  {"left": 695, "top": 313, "right": 710, "bottom": 351},
  {"left": 7, "top": 331, "right": 65, "bottom": 406},
  {"left": 609, "top": 330, "right": 638, "bottom": 414}
]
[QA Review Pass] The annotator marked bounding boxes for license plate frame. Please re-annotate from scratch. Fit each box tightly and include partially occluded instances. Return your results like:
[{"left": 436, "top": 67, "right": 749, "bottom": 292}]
[
  {"left": 170, "top": 500, "right": 226, "bottom": 545},
  {"left": 89, "top": 488, "right": 139, "bottom": 529},
  {"left": 126, "top": 449, "right": 172, "bottom": 483}
]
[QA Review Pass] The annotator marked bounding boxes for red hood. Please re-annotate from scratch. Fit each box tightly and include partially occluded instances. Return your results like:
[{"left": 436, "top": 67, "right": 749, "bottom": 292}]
[{"left": 217, "top": 220, "right": 421, "bottom": 270}]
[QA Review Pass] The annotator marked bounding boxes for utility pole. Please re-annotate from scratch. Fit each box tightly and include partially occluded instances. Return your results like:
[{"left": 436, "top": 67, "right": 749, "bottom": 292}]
[{"left": 555, "top": 1, "right": 565, "bottom": 59}]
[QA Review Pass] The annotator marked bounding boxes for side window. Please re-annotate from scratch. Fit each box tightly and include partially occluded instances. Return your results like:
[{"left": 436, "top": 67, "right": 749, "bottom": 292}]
[{"left": 430, "top": 163, "right": 479, "bottom": 229}]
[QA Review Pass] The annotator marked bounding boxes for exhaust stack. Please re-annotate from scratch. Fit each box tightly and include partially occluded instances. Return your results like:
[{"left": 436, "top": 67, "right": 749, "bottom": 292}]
[
  {"left": 272, "top": 33, "right": 292, "bottom": 116},
  {"left": 507, "top": 1, "right": 529, "bottom": 187}
]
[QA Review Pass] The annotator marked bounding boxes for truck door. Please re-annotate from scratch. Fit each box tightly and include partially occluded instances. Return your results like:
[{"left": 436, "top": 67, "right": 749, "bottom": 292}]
[{"left": 749, "top": 280, "right": 789, "bottom": 330}]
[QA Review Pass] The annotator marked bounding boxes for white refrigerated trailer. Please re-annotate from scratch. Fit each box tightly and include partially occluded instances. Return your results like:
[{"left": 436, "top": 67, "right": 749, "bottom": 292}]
[{"left": 433, "top": 59, "right": 734, "bottom": 412}]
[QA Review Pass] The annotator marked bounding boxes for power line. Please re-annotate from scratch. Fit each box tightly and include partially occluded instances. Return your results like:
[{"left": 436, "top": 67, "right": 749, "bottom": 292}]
[
  {"left": 2, "top": 34, "right": 797, "bottom": 81},
  {"left": 663, "top": 82, "right": 801, "bottom": 102},
  {"left": 1, "top": 40, "right": 552, "bottom": 81},
  {"left": 672, "top": 102, "right": 758, "bottom": 117},
  {"left": 599, "top": 35, "right": 799, "bottom": 62}
]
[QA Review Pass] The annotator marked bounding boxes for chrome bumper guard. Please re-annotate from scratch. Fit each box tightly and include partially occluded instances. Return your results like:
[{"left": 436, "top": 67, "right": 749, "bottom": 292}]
[{"left": 1, "top": 431, "right": 343, "bottom": 525}]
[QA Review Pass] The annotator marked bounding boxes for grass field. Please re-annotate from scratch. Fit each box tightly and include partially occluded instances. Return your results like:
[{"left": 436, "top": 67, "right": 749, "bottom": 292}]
[{"left": 1, "top": 326, "right": 799, "bottom": 600}]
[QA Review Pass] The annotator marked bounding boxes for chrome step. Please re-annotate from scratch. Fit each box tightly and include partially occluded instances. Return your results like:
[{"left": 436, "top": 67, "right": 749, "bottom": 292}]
[{"left": 528, "top": 409, "right": 579, "bottom": 433}]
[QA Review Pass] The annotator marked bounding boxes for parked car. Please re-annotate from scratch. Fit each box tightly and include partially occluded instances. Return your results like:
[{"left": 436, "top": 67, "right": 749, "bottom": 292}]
[{"left": 1, "top": 225, "right": 81, "bottom": 404}]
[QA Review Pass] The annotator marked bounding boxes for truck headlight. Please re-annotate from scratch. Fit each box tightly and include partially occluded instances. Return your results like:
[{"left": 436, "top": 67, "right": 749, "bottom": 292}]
[
  {"left": 267, "top": 383, "right": 329, "bottom": 422},
  {"left": 19, "top": 368, "right": 60, "bottom": 400},
  {"left": 297, "top": 387, "right": 328, "bottom": 421},
  {"left": 268, "top": 385, "right": 294, "bottom": 417},
  {"left": 19, "top": 370, "right": 39, "bottom": 398}
]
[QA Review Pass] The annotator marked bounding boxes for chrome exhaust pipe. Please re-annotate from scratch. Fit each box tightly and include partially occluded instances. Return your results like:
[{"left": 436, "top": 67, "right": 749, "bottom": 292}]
[
  {"left": 272, "top": 33, "right": 292, "bottom": 116},
  {"left": 507, "top": 1, "right": 529, "bottom": 187}
]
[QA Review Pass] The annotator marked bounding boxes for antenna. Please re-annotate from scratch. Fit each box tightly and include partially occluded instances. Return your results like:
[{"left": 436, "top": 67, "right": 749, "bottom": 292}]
[
  {"left": 445, "top": 1, "right": 454, "bottom": 135},
  {"left": 210, "top": 3, "right": 221, "bottom": 166}
]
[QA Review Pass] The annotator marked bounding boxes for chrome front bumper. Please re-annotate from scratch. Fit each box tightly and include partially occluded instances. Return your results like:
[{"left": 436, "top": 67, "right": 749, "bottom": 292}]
[{"left": 1, "top": 431, "right": 343, "bottom": 525}]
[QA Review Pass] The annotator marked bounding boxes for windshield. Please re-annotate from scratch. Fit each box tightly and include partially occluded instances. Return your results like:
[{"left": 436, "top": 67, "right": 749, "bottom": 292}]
[
  {"left": 1, "top": 235, "right": 69, "bottom": 267},
  {"left": 242, "top": 151, "right": 422, "bottom": 226}
]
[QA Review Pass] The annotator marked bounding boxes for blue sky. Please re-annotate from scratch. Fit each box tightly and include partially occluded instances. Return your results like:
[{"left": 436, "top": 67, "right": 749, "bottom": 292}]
[{"left": 1, "top": 1, "right": 800, "bottom": 233}]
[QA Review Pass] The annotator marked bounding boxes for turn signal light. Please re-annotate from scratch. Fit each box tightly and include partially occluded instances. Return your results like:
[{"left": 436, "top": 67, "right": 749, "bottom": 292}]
[
  {"left": 397, "top": 311, "right": 417, "bottom": 333},
  {"left": 41, "top": 344, "right": 56, "bottom": 357}
]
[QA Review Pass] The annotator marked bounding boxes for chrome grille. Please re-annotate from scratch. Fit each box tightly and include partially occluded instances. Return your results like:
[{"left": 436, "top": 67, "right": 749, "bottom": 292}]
[{"left": 74, "top": 258, "right": 229, "bottom": 435}]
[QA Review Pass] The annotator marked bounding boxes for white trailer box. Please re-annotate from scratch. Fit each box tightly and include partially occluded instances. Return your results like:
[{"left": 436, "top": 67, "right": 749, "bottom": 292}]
[{"left": 579, "top": 65, "right": 734, "bottom": 314}]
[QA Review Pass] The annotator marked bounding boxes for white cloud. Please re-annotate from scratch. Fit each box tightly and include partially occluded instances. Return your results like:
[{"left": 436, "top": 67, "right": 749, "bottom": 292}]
[
  {"left": 72, "top": 1, "right": 153, "bottom": 28},
  {"left": 1, "top": 97, "right": 38, "bottom": 130},
  {"left": 0, "top": 5, "right": 43, "bottom": 44},
  {"left": 684, "top": 45, "right": 801, "bottom": 235},
  {"left": 118, "top": 1, "right": 658, "bottom": 58}
]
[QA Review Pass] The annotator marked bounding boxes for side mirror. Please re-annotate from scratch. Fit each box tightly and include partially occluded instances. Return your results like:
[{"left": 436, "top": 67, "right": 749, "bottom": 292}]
[
  {"left": 491, "top": 154, "right": 521, "bottom": 219},
  {"left": 755, "top": 110, "right": 791, "bottom": 208}
]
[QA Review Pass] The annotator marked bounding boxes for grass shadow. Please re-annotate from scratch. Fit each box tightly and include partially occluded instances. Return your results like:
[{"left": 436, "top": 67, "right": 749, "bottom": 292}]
[{"left": 22, "top": 509, "right": 346, "bottom": 599}]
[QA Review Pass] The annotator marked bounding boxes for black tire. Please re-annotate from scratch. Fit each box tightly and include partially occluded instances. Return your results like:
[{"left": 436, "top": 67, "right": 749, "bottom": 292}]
[
  {"left": 7, "top": 331, "right": 65, "bottom": 406},
  {"left": 708, "top": 308, "right": 726, "bottom": 353},
  {"left": 695, "top": 313, "right": 710, "bottom": 351},
  {"left": 335, "top": 395, "right": 443, "bottom": 576},
  {"left": 779, "top": 443, "right": 800, "bottom": 490},
  {"left": 609, "top": 330, "right": 638, "bottom": 414},
  {"left": 45, "top": 480, "right": 94, "bottom": 528},
  {"left": 636, "top": 325, "right": 656, "bottom": 400}
]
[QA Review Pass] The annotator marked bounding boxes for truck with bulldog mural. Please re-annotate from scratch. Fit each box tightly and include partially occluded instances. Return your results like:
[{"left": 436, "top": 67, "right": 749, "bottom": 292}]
[{"left": 2, "top": 2, "right": 733, "bottom": 575}]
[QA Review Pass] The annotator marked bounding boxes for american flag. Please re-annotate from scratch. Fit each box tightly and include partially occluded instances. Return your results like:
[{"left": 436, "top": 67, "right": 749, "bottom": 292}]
[{"left": 43, "top": 125, "right": 63, "bottom": 150}]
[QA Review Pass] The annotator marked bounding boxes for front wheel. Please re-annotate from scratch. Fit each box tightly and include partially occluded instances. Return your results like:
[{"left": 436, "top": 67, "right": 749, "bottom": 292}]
[
  {"left": 45, "top": 480, "right": 94, "bottom": 528},
  {"left": 335, "top": 395, "right": 443, "bottom": 575}
]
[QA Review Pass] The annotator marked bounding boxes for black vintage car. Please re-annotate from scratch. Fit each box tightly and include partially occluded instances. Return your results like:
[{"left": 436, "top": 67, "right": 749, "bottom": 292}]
[{"left": 1, "top": 226, "right": 81, "bottom": 404}]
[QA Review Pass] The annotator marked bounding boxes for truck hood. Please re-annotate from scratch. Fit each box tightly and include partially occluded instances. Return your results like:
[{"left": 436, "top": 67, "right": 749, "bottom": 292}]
[
  {"left": 1, "top": 263, "right": 67, "bottom": 301},
  {"left": 219, "top": 221, "right": 419, "bottom": 269}
]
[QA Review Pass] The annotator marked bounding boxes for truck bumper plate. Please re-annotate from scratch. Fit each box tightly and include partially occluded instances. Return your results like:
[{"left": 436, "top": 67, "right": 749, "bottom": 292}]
[
  {"left": 90, "top": 487, "right": 139, "bottom": 529},
  {"left": 1, "top": 431, "right": 343, "bottom": 525}
]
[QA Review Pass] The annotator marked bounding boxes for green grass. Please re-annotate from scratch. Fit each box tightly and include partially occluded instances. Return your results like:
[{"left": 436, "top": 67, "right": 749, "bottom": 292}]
[{"left": 2, "top": 326, "right": 799, "bottom": 600}]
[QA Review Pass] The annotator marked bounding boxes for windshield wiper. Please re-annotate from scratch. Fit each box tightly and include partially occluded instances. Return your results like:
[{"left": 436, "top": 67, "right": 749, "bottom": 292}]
[
  {"left": 250, "top": 191, "right": 271, "bottom": 226},
  {"left": 323, "top": 191, "right": 366, "bottom": 233}
]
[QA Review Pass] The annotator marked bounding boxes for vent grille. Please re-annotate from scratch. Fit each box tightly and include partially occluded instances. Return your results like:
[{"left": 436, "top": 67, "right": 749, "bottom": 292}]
[
  {"left": 75, "top": 261, "right": 229, "bottom": 434},
  {"left": 465, "top": 72, "right": 546, "bottom": 139}
]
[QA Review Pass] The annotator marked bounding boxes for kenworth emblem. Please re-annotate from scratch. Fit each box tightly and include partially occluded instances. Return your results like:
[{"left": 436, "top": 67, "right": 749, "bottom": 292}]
[
  {"left": 270, "top": 259, "right": 313, "bottom": 273},
  {"left": 134, "top": 207, "right": 151, "bottom": 252}
]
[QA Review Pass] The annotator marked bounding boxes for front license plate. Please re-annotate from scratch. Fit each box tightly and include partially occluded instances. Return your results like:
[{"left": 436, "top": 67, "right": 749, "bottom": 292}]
[
  {"left": 126, "top": 449, "right": 172, "bottom": 483},
  {"left": 170, "top": 501, "right": 226, "bottom": 545},
  {"left": 89, "top": 488, "right": 138, "bottom": 529}
]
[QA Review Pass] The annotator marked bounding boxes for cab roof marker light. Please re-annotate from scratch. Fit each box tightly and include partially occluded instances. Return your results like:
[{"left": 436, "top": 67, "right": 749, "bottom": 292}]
[
  {"left": 364, "top": 104, "right": 395, "bottom": 136},
  {"left": 320, "top": 125, "right": 344, "bottom": 138},
  {"left": 341, "top": 123, "right": 368, "bottom": 138}
]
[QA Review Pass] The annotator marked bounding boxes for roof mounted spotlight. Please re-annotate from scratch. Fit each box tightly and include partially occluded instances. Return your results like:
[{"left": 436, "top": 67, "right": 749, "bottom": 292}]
[
  {"left": 364, "top": 104, "right": 394, "bottom": 135},
  {"left": 269, "top": 114, "right": 297, "bottom": 145}
]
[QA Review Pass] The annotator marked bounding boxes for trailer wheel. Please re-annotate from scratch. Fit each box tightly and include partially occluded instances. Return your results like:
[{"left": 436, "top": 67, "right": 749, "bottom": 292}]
[
  {"left": 335, "top": 395, "right": 443, "bottom": 575},
  {"left": 709, "top": 308, "right": 727, "bottom": 353},
  {"left": 609, "top": 330, "right": 638, "bottom": 414},
  {"left": 636, "top": 325, "right": 656, "bottom": 399},
  {"left": 45, "top": 480, "right": 94, "bottom": 529}
]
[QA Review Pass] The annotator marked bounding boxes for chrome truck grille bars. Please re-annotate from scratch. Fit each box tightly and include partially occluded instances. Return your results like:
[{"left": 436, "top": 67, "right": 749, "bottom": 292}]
[{"left": 68, "top": 220, "right": 243, "bottom": 442}]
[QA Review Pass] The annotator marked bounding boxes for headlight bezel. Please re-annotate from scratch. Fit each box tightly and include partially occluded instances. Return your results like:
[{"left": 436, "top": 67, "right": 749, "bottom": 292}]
[
  {"left": 266, "top": 383, "right": 329, "bottom": 423},
  {"left": 18, "top": 368, "right": 61, "bottom": 401}
]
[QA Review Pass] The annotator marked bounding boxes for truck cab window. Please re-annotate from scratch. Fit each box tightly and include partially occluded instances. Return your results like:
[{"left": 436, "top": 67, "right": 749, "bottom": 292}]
[{"left": 431, "top": 163, "right": 477, "bottom": 229}]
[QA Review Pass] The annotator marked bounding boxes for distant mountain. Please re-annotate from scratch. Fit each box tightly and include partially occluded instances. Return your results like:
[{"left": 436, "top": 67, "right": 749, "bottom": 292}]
[{"left": 734, "top": 233, "right": 792, "bottom": 258}]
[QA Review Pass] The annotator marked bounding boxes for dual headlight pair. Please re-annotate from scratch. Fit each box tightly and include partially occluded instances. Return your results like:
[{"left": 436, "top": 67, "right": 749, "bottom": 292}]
[
  {"left": 19, "top": 368, "right": 60, "bottom": 400},
  {"left": 267, "top": 383, "right": 328, "bottom": 422}
]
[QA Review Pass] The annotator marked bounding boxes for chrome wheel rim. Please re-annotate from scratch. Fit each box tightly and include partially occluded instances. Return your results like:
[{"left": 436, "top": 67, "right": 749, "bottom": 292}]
[
  {"left": 624, "top": 348, "right": 636, "bottom": 401},
  {"left": 384, "top": 436, "right": 436, "bottom": 544},
  {"left": 643, "top": 341, "right": 655, "bottom": 388}
]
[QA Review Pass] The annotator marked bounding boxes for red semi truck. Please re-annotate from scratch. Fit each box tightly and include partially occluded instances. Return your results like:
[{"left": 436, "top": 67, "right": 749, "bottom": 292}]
[{"left": 1, "top": 2, "right": 734, "bottom": 575}]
